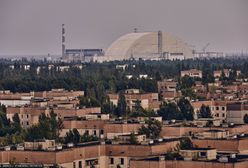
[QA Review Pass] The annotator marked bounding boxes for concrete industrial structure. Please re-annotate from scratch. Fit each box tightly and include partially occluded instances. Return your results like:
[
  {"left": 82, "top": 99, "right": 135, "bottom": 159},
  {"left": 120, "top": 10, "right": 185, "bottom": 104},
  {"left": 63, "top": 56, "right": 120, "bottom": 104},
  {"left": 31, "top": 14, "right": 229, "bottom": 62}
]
[
  {"left": 98, "top": 31, "right": 193, "bottom": 62},
  {"left": 60, "top": 28, "right": 228, "bottom": 62}
]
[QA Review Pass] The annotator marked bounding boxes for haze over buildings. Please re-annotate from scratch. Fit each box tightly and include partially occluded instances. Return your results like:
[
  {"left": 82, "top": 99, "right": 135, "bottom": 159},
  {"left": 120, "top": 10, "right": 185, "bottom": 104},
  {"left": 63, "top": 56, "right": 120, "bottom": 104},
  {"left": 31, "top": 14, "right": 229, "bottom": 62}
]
[{"left": 0, "top": 0, "right": 248, "bottom": 56}]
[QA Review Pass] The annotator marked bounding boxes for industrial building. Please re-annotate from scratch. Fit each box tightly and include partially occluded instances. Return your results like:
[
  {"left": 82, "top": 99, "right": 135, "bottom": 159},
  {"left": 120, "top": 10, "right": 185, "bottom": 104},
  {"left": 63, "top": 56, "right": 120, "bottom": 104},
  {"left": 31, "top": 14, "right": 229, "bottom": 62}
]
[
  {"left": 98, "top": 31, "right": 193, "bottom": 61},
  {"left": 62, "top": 49, "right": 104, "bottom": 62}
]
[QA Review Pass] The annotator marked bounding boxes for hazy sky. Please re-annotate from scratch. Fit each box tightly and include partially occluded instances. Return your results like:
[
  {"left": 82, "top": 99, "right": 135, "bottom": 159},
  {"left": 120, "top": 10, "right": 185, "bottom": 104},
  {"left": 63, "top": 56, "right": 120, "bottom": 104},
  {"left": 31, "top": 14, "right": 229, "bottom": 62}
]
[{"left": 0, "top": 0, "right": 248, "bottom": 55}]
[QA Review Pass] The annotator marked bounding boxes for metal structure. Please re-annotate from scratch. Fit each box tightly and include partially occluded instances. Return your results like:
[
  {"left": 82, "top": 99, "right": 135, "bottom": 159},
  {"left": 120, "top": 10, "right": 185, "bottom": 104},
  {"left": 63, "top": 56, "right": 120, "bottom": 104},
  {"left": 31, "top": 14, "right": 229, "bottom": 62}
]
[
  {"left": 158, "top": 30, "right": 163, "bottom": 57},
  {"left": 62, "top": 24, "right": 65, "bottom": 58},
  {"left": 202, "top": 43, "right": 210, "bottom": 53}
]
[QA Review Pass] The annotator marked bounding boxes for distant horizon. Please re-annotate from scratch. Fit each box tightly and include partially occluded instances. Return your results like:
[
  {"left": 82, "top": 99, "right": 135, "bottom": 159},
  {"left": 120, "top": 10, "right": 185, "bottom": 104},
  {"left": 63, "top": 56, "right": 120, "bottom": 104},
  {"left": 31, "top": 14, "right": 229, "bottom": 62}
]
[{"left": 1, "top": 0, "right": 248, "bottom": 55}]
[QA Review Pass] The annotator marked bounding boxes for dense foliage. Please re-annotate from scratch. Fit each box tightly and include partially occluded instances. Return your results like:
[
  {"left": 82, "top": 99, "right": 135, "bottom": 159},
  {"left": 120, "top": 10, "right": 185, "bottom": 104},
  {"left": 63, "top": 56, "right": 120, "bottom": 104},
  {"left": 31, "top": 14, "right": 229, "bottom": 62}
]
[
  {"left": 199, "top": 105, "right": 212, "bottom": 118},
  {"left": 158, "top": 98, "right": 194, "bottom": 121},
  {"left": 0, "top": 58, "right": 247, "bottom": 107},
  {"left": 138, "top": 119, "right": 162, "bottom": 139}
]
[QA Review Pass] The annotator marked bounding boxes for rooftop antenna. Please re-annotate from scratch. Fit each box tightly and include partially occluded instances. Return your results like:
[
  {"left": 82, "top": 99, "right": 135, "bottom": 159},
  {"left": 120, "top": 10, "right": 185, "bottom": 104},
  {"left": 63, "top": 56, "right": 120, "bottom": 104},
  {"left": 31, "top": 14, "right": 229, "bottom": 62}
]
[{"left": 62, "top": 24, "right": 65, "bottom": 58}]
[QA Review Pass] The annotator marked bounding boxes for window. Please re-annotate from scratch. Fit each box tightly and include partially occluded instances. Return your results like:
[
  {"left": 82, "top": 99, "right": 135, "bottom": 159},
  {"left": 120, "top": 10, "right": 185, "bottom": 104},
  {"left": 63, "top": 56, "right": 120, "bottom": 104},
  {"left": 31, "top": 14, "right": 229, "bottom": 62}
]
[
  {"left": 86, "top": 159, "right": 98, "bottom": 166},
  {"left": 216, "top": 107, "right": 219, "bottom": 111},
  {"left": 120, "top": 158, "right": 124, "bottom": 165},
  {"left": 200, "top": 152, "right": 207, "bottom": 157},
  {"left": 222, "top": 107, "right": 225, "bottom": 111},
  {"left": 78, "top": 161, "right": 82, "bottom": 168},
  {"left": 94, "top": 130, "right": 97, "bottom": 135},
  {"left": 222, "top": 113, "right": 225, "bottom": 117},
  {"left": 73, "top": 162, "right": 76, "bottom": 168},
  {"left": 100, "top": 129, "right": 104, "bottom": 135},
  {"left": 27, "top": 121, "right": 29, "bottom": 126},
  {"left": 110, "top": 158, "right": 114, "bottom": 164},
  {"left": 27, "top": 114, "right": 29, "bottom": 118}
]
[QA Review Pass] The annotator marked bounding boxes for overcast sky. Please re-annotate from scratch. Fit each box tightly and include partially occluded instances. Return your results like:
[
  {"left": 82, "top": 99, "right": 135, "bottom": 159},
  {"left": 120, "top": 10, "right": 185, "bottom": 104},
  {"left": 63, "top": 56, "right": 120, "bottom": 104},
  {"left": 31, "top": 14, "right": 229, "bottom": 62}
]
[{"left": 0, "top": 0, "right": 248, "bottom": 55}]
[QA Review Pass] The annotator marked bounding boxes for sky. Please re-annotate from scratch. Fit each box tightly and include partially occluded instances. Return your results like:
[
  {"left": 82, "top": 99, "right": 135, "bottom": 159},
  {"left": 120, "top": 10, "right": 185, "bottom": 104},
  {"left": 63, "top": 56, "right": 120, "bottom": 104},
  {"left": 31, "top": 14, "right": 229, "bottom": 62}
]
[{"left": 0, "top": 0, "right": 248, "bottom": 56}]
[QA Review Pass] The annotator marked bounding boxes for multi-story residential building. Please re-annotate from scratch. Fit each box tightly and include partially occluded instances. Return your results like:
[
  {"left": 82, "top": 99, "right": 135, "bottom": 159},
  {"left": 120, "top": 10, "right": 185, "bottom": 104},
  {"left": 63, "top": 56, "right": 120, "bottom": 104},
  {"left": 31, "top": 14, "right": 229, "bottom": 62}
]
[
  {"left": 157, "top": 80, "right": 181, "bottom": 100},
  {"left": 61, "top": 119, "right": 106, "bottom": 138},
  {"left": 181, "top": 69, "right": 202, "bottom": 78},
  {"left": 214, "top": 69, "right": 231, "bottom": 78},
  {"left": 32, "top": 88, "right": 84, "bottom": 100},
  {"left": 192, "top": 135, "right": 248, "bottom": 154},
  {"left": 108, "top": 89, "right": 160, "bottom": 111},
  {"left": 0, "top": 89, "right": 84, "bottom": 107},
  {"left": 226, "top": 102, "right": 248, "bottom": 124},
  {"left": 6, "top": 106, "right": 101, "bottom": 128},
  {"left": 157, "top": 80, "right": 177, "bottom": 92},
  {"left": 129, "top": 153, "right": 248, "bottom": 168},
  {"left": 0, "top": 90, "right": 32, "bottom": 107},
  {"left": 191, "top": 100, "right": 227, "bottom": 121},
  {"left": 0, "top": 140, "right": 180, "bottom": 168},
  {"left": 214, "top": 69, "right": 241, "bottom": 78}
]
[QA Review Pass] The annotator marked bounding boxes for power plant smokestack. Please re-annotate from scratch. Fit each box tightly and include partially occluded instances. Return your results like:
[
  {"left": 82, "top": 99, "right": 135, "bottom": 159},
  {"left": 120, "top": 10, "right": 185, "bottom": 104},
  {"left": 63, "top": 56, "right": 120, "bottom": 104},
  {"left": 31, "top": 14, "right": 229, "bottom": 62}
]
[
  {"left": 62, "top": 24, "right": 65, "bottom": 58},
  {"left": 158, "top": 30, "right": 163, "bottom": 57}
]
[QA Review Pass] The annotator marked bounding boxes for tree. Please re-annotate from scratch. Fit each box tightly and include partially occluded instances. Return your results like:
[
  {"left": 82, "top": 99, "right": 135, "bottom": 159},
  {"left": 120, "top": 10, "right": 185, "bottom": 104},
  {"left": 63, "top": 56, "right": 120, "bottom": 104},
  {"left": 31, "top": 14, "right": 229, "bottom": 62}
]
[
  {"left": 133, "top": 99, "right": 144, "bottom": 113},
  {"left": 180, "top": 76, "right": 195, "bottom": 89},
  {"left": 0, "top": 110, "right": 10, "bottom": 130},
  {"left": 12, "top": 113, "right": 21, "bottom": 133},
  {"left": 12, "top": 113, "right": 20, "bottom": 124},
  {"left": 26, "top": 111, "right": 63, "bottom": 141},
  {"left": 155, "top": 71, "right": 162, "bottom": 81},
  {"left": 178, "top": 137, "right": 193, "bottom": 150},
  {"left": 115, "top": 91, "right": 127, "bottom": 117},
  {"left": 177, "top": 98, "right": 194, "bottom": 121},
  {"left": 219, "top": 70, "right": 226, "bottom": 81},
  {"left": 79, "top": 96, "right": 100, "bottom": 108},
  {"left": 64, "top": 130, "right": 74, "bottom": 144},
  {"left": 101, "top": 99, "right": 116, "bottom": 114},
  {"left": 81, "top": 132, "right": 99, "bottom": 142},
  {"left": 50, "top": 110, "right": 63, "bottom": 140},
  {"left": 158, "top": 102, "right": 183, "bottom": 120},
  {"left": 129, "top": 132, "right": 138, "bottom": 145},
  {"left": 199, "top": 105, "right": 212, "bottom": 118},
  {"left": 138, "top": 119, "right": 162, "bottom": 139},
  {"left": 244, "top": 114, "right": 248, "bottom": 124},
  {"left": 181, "top": 88, "right": 196, "bottom": 99},
  {"left": 202, "top": 65, "right": 214, "bottom": 85},
  {"left": 72, "top": 128, "right": 80, "bottom": 144}
]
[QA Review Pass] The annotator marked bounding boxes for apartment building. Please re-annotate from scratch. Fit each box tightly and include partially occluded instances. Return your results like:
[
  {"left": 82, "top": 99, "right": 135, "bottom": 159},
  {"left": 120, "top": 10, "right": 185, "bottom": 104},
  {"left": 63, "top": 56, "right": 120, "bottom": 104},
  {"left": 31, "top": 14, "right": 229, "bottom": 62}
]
[
  {"left": 181, "top": 69, "right": 202, "bottom": 78},
  {"left": 191, "top": 100, "right": 227, "bottom": 121},
  {"left": 0, "top": 140, "right": 180, "bottom": 168},
  {"left": 108, "top": 89, "right": 160, "bottom": 111},
  {"left": 32, "top": 88, "right": 84, "bottom": 101},
  {"left": 0, "top": 89, "right": 84, "bottom": 107},
  {"left": 61, "top": 120, "right": 106, "bottom": 138},
  {"left": 129, "top": 155, "right": 248, "bottom": 168},
  {"left": 214, "top": 69, "right": 231, "bottom": 78},
  {"left": 157, "top": 80, "right": 181, "bottom": 100},
  {"left": 6, "top": 106, "right": 101, "bottom": 128},
  {"left": 226, "top": 102, "right": 248, "bottom": 124}
]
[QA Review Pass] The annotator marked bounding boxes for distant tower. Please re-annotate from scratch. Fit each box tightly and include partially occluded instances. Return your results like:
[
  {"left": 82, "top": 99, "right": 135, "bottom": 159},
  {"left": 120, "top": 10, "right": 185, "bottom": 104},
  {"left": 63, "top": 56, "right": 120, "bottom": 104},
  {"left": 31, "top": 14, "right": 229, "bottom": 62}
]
[
  {"left": 158, "top": 30, "right": 163, "bottom": 57},
  {"left": 62, "top": 24, "right": 65, "bottom": 58},
  {"left": 134, "top": 28, "right": 138, "bottom": 33}
]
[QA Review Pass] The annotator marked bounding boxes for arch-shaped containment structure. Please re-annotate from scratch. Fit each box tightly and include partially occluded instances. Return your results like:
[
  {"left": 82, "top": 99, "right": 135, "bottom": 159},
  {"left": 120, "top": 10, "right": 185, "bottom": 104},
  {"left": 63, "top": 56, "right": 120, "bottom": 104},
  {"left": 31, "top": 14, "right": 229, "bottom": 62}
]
[{"left": 105, "top": 32, "right": 193, "bottom": 61}]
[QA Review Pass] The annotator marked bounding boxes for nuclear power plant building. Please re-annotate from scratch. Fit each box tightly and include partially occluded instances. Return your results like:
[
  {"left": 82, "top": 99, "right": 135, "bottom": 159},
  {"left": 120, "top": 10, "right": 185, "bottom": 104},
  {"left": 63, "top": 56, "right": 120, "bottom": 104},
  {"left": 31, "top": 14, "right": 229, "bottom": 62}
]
[{"left": 102, "top": 31, "right": 193, "bottom": 61}]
